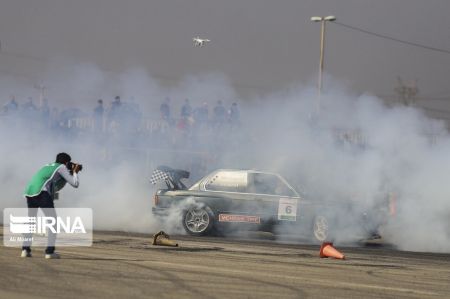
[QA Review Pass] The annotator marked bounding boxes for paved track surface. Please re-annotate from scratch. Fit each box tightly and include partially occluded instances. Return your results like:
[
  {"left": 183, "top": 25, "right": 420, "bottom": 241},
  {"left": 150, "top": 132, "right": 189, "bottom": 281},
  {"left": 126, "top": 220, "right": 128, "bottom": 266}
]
[{"left": 1, "top": 228, "right": 449, "bottom": 299}]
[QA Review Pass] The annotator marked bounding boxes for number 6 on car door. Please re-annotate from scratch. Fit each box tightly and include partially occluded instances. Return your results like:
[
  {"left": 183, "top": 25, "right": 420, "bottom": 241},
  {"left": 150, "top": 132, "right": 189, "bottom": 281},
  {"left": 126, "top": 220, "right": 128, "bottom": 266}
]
[{"left": 278, "top": 198, "right": 297, "bottom": 221}]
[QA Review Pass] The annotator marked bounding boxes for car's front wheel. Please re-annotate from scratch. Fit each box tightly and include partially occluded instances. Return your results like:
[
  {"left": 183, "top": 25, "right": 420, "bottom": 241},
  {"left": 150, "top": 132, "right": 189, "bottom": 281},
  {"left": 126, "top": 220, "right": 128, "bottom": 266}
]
[{"left": 182, "top": 205, "right": 215, "bottom": 236}]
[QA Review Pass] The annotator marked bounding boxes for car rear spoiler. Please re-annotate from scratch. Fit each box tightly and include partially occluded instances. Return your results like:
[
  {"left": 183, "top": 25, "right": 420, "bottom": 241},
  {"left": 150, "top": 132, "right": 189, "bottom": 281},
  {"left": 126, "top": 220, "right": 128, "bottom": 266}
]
[{"left": 150, "top": 165, "right": 190, "bottom": 190}]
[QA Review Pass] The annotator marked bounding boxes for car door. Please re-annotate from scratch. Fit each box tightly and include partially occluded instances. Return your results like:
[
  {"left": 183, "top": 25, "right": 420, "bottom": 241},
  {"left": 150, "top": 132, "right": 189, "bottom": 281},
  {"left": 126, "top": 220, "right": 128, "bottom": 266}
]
[
  {"left": 201, "top": 170, "right": 255, "bottom": 215},
  {"left": 245, "top": 172, "right": 300, "bottom": 222}
]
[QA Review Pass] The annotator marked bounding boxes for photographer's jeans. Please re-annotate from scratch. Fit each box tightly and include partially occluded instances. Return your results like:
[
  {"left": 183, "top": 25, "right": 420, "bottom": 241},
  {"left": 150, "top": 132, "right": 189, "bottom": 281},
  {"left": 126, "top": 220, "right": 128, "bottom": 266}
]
[{"left": 23, "top": 192, "right": 56, "bottom": 254}]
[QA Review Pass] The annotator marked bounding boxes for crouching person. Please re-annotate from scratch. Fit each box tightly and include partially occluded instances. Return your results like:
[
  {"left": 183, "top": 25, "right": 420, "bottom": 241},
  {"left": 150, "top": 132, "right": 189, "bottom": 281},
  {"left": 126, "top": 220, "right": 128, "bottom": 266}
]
[{"left": 21, "top": 152, "right": 80, "bottom": 259}]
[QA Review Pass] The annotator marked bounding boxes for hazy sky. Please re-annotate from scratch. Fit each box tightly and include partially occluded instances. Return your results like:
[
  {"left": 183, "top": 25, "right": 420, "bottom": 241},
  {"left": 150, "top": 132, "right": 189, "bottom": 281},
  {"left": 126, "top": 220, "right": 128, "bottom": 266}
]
[{"left": 1, "top": 0, "right": 450, "bottom": 98}]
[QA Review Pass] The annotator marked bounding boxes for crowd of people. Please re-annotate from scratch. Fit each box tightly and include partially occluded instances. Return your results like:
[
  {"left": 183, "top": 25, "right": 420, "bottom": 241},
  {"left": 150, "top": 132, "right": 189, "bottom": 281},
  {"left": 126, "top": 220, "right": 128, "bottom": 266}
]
[
  {"left": 159, "top": 97, "right": 240, "bottom": 130},
  {"left": 1, "top": 93, "right": 243, "bottom": 151},
  {"left": 1, "top": 95, "right": 51, "bottom": 125}
]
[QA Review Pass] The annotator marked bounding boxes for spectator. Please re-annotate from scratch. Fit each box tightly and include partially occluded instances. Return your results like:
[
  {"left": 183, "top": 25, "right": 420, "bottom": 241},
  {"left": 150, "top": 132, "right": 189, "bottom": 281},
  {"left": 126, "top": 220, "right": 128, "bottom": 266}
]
[
  {"left": 160, "top": 97, "right": 171, "bottom": 121},
  {"left": 93, "top": 99, "right": 104, "bottom": 131},
  {"left": 108, "top": 96, "right": 122, "bottom": 127},
  {"left": 111, "top": 96, "right": 121, "bottom": 112},
  {"left": 229, "top": 102, "right": 240, "bottom": 125},
  {"left": 213, "top": 100, "right": 227, "bottom": 125},
  {"left": 180, "top": 98, "right": 192, "bottom": 118}
]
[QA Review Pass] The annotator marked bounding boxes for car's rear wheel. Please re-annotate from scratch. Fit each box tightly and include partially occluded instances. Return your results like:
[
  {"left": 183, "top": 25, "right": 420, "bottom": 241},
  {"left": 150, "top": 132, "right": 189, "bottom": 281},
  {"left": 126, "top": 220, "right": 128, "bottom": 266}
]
[{"left": 182, "top": 206, "right": 215, "bottom": 236}]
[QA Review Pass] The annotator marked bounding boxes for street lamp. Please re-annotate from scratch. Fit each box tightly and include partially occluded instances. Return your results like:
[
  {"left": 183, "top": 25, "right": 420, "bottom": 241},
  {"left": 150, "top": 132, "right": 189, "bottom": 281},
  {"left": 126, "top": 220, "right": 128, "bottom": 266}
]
[{"left": 310, "top": 15, "right": 336, "bottom": 111}]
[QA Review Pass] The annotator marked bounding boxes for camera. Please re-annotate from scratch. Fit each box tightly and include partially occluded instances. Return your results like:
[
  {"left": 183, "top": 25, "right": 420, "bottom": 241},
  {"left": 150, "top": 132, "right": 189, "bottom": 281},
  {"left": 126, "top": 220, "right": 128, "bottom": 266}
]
[{"left": 67, "top": 162, "right": 83, "bottom": 174}]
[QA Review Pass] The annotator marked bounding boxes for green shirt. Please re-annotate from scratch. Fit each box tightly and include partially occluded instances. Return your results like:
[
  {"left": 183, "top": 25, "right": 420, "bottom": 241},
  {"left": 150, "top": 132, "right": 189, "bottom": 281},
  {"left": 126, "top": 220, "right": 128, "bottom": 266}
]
[{"left": 24, "top": 163, "right": 63, "bottom": 197}]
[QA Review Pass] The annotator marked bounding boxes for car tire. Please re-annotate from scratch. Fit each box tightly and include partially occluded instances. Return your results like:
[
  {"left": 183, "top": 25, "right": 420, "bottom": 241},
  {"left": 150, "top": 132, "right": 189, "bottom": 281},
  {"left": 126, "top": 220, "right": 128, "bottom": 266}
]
[
  {"left": 312, "top": 215, "right": 334, "bottom": 243},
  {"left": 182, "top": 205, "right": 215, "bottom": 236}
]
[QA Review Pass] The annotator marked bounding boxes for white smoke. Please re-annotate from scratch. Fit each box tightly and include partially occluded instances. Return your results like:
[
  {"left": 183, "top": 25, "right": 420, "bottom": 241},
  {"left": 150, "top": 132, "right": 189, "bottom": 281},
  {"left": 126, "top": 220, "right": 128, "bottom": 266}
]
[{"left": 1, "top": 60, "right": 449, "bottom": 253}]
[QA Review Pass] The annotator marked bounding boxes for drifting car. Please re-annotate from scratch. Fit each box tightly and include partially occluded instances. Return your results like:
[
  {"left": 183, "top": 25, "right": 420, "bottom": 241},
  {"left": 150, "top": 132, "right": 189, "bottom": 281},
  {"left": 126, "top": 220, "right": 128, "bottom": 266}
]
[{"left": 151, "top": 166, "right": 387, "bottom": 242}]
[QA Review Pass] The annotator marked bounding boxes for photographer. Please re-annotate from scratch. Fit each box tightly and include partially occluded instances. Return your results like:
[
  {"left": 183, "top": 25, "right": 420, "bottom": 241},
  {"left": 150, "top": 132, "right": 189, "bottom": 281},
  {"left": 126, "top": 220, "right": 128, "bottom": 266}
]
[{"left": 21, "top": 152, "right": 81, "bottom": 259}]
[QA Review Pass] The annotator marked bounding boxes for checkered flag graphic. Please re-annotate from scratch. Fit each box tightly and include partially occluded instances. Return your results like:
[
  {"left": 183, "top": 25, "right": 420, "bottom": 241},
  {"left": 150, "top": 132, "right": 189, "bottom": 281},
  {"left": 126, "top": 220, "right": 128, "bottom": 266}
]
[{"left": 150, "top": 169, "right": 169, "bottom": 184}]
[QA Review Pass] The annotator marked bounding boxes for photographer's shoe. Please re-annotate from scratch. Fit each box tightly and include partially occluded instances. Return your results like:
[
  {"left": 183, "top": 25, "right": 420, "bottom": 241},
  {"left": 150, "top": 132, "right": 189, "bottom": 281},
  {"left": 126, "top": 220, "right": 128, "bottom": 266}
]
[
  {"left": 45, "top": 252, "right": 60, "bottom": 259},
  {"left": 21, "top": 250, "right": 32, "bottom": 258}
]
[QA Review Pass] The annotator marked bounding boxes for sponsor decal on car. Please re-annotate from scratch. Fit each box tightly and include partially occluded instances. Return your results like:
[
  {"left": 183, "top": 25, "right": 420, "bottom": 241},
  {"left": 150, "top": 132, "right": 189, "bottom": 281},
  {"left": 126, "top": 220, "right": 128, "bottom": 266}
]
[{"left": 218, "top": 214, "right": 261, "bottom": 224}]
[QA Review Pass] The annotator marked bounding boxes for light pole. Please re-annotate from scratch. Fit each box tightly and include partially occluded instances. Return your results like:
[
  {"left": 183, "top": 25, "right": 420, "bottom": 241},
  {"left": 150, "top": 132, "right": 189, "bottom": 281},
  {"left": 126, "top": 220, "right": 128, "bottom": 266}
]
[{"left": 311, "top": 15, "right": 336, "bottom": 111}]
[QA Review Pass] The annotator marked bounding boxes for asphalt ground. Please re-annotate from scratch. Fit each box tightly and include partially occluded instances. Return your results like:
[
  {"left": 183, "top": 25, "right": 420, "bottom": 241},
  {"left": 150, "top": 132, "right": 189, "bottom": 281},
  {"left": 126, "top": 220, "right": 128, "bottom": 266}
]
[{"left": 1, "top": 227, "right": 449, "bottom": 299}]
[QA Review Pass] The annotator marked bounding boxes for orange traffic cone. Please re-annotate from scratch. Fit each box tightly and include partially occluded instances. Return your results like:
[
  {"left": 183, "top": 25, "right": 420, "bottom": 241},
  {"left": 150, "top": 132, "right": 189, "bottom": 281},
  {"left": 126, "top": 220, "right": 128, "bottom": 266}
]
[
  {"left": 319, "top": 242, "right": 345, "bottom": 259},
  {"left": 152, "top": 231, "right": 179, "bottom": 247}
]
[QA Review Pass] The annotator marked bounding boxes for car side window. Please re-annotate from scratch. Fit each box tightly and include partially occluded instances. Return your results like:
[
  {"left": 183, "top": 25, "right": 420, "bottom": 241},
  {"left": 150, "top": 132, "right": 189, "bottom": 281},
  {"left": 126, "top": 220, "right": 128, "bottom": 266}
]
[
  {"left": 204, "top": 171, "right": 247, "bottom": 193},
  {"left": 247, "top": 173, "right": 295, "bottom": 196}
]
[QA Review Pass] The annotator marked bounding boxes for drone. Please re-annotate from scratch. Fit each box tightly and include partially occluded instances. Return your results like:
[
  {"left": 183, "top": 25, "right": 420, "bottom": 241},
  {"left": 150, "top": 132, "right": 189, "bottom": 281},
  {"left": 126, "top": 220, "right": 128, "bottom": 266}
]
[{"left": 193, "top": 36, "right": 210, "bottom": 47}]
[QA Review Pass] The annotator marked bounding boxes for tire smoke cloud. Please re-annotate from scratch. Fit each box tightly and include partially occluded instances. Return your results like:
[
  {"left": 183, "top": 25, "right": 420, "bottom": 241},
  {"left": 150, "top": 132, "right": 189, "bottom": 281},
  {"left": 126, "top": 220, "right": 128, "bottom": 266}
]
[{"left": 1, "top": 62, "right": 449, "bottom": 253}]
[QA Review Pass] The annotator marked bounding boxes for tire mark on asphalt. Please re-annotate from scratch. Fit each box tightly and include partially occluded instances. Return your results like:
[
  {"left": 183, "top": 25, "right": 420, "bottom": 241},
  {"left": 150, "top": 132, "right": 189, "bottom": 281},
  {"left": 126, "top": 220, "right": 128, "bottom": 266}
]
[
  {"left": 124, "top": 260, "right": 307, "bottom": 298},
  {"left": 142, "top": 259, "right": 440, "bottom": 297},
  {"left": 60, "top": 250, "right": 306, "bottom": 297},
  {"left": 124, "top": 261, "right": 217, "bottom": 299}
]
